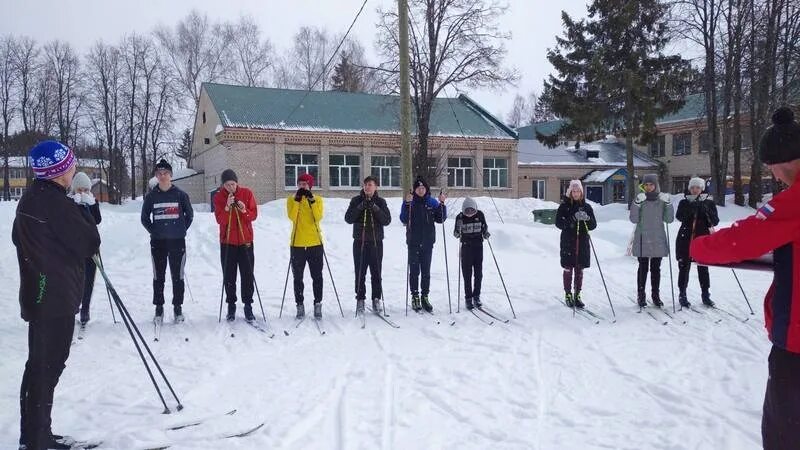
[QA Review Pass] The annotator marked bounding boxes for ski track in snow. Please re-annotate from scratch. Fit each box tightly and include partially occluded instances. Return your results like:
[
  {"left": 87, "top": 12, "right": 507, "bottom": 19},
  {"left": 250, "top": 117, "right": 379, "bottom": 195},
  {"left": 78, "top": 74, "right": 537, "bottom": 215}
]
[{"left": 0, "top": 197, "right": 772, "bottom": 449}]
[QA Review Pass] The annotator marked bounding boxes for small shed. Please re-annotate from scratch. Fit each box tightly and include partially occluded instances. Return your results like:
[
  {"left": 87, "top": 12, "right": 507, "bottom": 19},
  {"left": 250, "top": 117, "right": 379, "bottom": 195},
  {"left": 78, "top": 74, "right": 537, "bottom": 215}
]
[{"left": 581, "top": 168, "right": 629, "bottom": 205}]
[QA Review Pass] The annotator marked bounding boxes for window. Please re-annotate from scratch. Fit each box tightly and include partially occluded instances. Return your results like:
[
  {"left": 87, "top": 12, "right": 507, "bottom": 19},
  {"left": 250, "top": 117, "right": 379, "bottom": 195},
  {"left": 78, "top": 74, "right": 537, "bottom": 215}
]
[
  {"left": 203, "top": 137, "right": 210, "bottom": 145},
  {"left": 650, "top": 135, "right": 665, "bottom": 158},
  {"left": 371, "top": 155, "right": 400, "bottom": 187},
  {"left": 672, "top": 133, "right": 692, "bottom": 156},
  {"left": 672, "top": 176, "right": 690, "bottom": 194},
  {"left": 699, "top": 131, "right": 711, "bottom": 153},
  {"left": 285, "top": 154, "right": 319, "bottom": 188},
  {"left": 532, "top": 179, "right": 546, "bottom": 199},
  {"left": 483, "top": 158, "right": 509, "bottom": 188},
  {"left": 447, "top": 157, "right": 473, "bottom": 188},
  {"left": 329, "top": 154, "right": 360, "bottom": 188},
  {"left": 202, "top": 111, "right": 206, "bottom": 124},
  {"left": 612, "top": 181, "right": 625, "bottom": 202}
]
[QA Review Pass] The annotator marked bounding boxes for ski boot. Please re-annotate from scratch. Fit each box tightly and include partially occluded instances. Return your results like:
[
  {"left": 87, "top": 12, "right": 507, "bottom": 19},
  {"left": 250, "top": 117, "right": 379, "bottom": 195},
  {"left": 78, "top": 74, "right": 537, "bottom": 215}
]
[
  {"left": 465, "top": 297, "right": 474, "bottom": 310},
  {"left": 173, "top": 305, "right": 184, "bottom": 323},
  {"left": 356, "top": 299, "right": 365, "bottom": 314},
  {"left": 411, "top": 294, "right": 422, "bottom": 312},
  {"left": 701, "top": 291, "right": 715, "bottom": 308},
  {"left": 226, "top": 303, "right": 236, "bottom": 322},
  {"left": 473, "top": 296, "right": 482, "bottom": 308},
  {"left": 652, "top": 292, "right": 664, "bottom": 308},
  {"left": 79, "top": 308, "right": 90, "bottom": 326},
  {"left": 636, "top": 291, "right": 647, "bottom": 308},
  {"left": 564, "top": 292, "right": 575, "bottom": 308},
  {"left": 421, "top": 295, "right": 433, "bottom": 313},
  {"left": 679, "top": 291, "right": 691, "bottom": 308},
  {"left": 372, "top": 298, "right": 382, "bottom": 314},
  {"left": 314, "top": 302, "right": 322, "bottom": 319},
  {"left": 573, "top": 292, "right": 585, "bottom": 309},
  {"left": 154, "top": 304, "right": 164, "bottom": 322},
  {"left": 296, "top": 302, "right": 305, "bottom": 319},
  {"left": 244, "top": 304, "right": 255, "bottom": 322}
]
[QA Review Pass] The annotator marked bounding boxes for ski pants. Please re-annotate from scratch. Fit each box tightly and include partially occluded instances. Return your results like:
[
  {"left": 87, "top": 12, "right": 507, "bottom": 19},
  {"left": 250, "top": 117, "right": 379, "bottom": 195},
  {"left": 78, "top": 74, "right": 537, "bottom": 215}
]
[
  {"left": 221, "top": 243, "right": 255, "bottom": 305},
  {"left": 762, "top": 345, "right": 800, "bottom": 449},
  {"left": 19, "top": 316, "right": 74, "bottom": 450},
  {"left": 563, "top": 266, "right": 584, "bottom": 294},
  {"left": 291, "top": 245, "right": 324, "bottom": 304},
  {"left": 353, "top": 239, "right": 383, "bottom": 301},
  {"left": 637, "top": 257, "right": 662, "bottom": 295},
  {"left": 408, "top": 243, "right": 433, "bottom": 296},
  {"left": 80, "top": 258, "right": 97, "bottom": 314},
  {"left": 151, "top": 238, "right": 185, "bottom": 306},
  {"left": 677, "top": 258, "right": 710, "bottom": 294},
  {"left": 460, "top": 242, "right": 483, "bottom": 300}
]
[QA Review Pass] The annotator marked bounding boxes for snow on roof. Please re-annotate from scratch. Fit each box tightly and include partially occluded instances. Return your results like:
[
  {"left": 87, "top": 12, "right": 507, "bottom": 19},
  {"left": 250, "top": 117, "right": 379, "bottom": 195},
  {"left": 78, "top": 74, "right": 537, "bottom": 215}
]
[{"left": 583, "top": 168, "right": 622, "bottom": 183}]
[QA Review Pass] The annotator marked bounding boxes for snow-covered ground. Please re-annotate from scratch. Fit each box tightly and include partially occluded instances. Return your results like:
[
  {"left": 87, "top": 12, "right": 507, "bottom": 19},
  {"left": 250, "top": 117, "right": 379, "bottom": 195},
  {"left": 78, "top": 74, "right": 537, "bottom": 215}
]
[{"left": 0, "top": 195, "right": 773, "bottom": 449}]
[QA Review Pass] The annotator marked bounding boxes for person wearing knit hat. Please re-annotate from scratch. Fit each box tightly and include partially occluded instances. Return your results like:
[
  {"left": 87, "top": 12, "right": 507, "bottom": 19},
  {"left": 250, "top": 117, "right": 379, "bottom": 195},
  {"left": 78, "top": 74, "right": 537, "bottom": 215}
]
[
  {"left": 13, "top": 140, "right": 101, "bottom": 450},
  {"left": 555, "top": 179, "right": 597, "bottom": 309},
  {"left": 213, "top": 168, "right": 259, "bottom": 322},
  {"left": 141, "top": 159, "right": 194, "bottom": 323},
  {"left": 691, "top": 107, "right": 800, "bottom": 449},
  {"left": 630, "top": 173, "right": 674, "bottom": 308},
  {"left": 674, "top": 176, "right": 718, "bottom": 308},
  {"left": 286, "top": 171, "right": 325, "bottom": 320},
  {"left": 453, "top": 197, "right": 490, "bottom": 310},
  {"left": 70, "top": 172, "right": 103, "bottom": 325},
  {"left": 400, "top": 176, "right": 447, "bottom": 312}
]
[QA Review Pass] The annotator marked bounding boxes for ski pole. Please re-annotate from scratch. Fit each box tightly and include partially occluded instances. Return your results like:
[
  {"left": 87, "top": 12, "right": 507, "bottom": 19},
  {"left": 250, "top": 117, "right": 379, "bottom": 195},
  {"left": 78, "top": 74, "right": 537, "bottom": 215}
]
[
  {"left": 440, "top": 193, "right": 452, "bottom": 314},
  {"left": 98, "top": 252, "right": 117, "bottom": 324},
  {"left": 584, "top": 221, "right": 616, "bottom": 320},
  {"left": 218, "top": 208, "right": 233, "bottom": 323},
  {"left": 456, "top": 242, "right": 462, "bottom": 314},
  {"left": 731, "top": 269, "right": 755, "bottom": 315},
  {"left": 280, "top": 204, "right": 302, "bottom": 318},
  {"left": 235, "top": 209, "right": 270, "bottom": 325},
  {"left": 369, "top": 207, "right": 388, "bottom": 316},
  {"left": 356, "top": 209, "right": 368, "bottom": 316},
  {"left": 665, "top": 222, "right": 676, "bottom": 313},
  {"left": 92, "top": 255, "right": 183, "bottom": 413},
  {"left": 405, "top": 195, "right": 412, "bottom": 316},
  {"left": 572, "top": 218, "right": 579, "bottom": 317},
  {"left": 307, "top": 198, "right": 344, "bottom": 318},
  {"left": 486, "top": 238, "right": 516, "bottom": 319}
]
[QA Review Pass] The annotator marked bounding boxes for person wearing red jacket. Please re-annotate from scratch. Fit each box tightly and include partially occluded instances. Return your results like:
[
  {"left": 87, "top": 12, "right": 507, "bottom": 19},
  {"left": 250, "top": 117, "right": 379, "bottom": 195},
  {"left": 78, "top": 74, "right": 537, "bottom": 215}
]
[
  {"left": 690, "top": 107, "right": 800, "bottom": 450},
  {"left": 213, "top": 169, "right": 258, "bottom": 322}
]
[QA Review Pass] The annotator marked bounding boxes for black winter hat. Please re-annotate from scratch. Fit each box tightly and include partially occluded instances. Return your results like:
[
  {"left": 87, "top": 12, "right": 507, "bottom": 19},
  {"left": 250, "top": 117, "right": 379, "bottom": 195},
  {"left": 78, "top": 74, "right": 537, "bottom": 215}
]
[
  {"left": 155, "top": 159, "right": 172, "bottom": 173},
  {"left": 759, "top": 107, "right": 800, "bottom": 165},
  {"left": 221, "top": 169, "right": 238, "bottom": 184},
  {"left": 413, "top": 176, "right": 430, "bottom": 194}
]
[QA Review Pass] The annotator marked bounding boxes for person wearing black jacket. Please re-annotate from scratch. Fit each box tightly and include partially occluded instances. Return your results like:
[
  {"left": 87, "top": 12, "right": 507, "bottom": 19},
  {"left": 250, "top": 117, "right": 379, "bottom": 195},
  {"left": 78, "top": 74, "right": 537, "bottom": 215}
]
[
  {"left": 675, "top": 177, "right": 720, "bottom": 308},
  {"left": 13, "top": 140, "right": 101, "bottom": 450},
  {"left": 453, "top": 197, "right": 489, "bottom": 310},
  {"left": 555, "top": 180, "right": 598, "bottom": 309},
  {"left": 141, "top": 159, "right": 194, "bottom": 322},
  {"left": 70, "top": 171, "right": 102, "bottom": 325},
  {"left": 399, "top": 176, "right": 447, "bottom": 312},
  {"left": 344, "top": 176, "right": 392, "bottom": 313}
]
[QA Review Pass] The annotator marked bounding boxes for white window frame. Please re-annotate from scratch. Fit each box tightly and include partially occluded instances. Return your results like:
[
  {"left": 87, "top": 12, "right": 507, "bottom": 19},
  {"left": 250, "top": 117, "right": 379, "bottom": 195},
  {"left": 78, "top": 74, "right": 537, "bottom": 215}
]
[
  {"left": 532, "top": 179, "right": 546, "bottom": 199},
  {"left": 370, "top": 155, "right": 401, "bottom": 188},
  {"left": 483, "top": 158, "right": 509, "bottom": 188},
  {"left": 447, "top": 157, "right": 473, "bottom": 188},
  {"left": 285, "top": 153, "right": 319, "bottom": 189},
  {"left": 329, "top": 154, "right": 361, "bottom": 188},
  {"left": 672, "top": 133, "right": 692, "bottom": 156}
]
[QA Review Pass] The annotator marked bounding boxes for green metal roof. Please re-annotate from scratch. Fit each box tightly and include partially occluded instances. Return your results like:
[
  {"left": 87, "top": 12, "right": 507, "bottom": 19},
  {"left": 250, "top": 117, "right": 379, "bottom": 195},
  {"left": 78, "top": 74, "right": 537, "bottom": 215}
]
[
  {"left": 654, "top": 93, "right": 706, "bottom": 125},
  {"left": 203, "top": 83, "right": 516, "bottom": 140}
]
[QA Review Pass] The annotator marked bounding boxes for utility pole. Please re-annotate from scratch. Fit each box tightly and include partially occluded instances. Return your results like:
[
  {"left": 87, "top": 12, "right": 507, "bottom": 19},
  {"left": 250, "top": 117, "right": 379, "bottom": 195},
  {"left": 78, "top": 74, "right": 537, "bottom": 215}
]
[{"left": 398, "top": 0, "right": 413, "bottom": 194}]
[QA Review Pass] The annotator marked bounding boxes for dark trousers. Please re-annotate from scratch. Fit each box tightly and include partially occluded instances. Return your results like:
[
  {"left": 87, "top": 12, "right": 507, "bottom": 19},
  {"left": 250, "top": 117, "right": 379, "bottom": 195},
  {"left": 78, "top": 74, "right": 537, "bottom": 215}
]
[
  {"left": 80, "top": 258, "right": 97, "bottom": 313},
  {"left": 563, "top": 266, "right": 584, "bottom": 293},
  {"left": 460, "top": 243, "right": 483, "bottom": 300},
  {"left": 291, "top": 245, "right": 324, "bottom": 304},
  {"left": 677, "top": 258, "right": 710, "bottom": 293},
  {"left": 408, "top": 243, "right": 434, "bottom": 296},
  {"left": 762, "top": 345, "right": 800, "bottom": 450},
  {"left": 221, "top": 243, "right": 255, "bottom": 305},
  {"left": 354, "top": 239, "right": 383, "bottom": 300},
  {"left": 637, "top": 257, "right": 662, "bottom": 295},
  {"left": 19, "top": 317, "right": 74, "bottom": 450},
  {"left": 151, "top": 238, "right": 185, "bottom": 306}
]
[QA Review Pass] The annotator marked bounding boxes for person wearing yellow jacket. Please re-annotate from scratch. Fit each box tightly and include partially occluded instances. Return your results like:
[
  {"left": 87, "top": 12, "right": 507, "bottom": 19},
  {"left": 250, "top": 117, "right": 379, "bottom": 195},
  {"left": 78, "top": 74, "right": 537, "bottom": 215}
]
[{"left": 286, "top": 173, "right": 325, "bottom": 319}]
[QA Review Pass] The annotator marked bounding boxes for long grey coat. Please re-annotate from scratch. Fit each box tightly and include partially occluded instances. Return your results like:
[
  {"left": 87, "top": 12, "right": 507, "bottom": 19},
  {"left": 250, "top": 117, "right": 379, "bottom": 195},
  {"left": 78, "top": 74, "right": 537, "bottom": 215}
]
[{"left": 629, "top": 194, "right": 675, "bottom": 258}]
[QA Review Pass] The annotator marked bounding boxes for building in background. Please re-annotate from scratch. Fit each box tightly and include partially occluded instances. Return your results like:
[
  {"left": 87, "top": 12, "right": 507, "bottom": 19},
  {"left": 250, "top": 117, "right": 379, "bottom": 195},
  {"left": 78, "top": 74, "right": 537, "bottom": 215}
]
[{"left": 1, "top": 157, "right": 110, "bottom": 201}]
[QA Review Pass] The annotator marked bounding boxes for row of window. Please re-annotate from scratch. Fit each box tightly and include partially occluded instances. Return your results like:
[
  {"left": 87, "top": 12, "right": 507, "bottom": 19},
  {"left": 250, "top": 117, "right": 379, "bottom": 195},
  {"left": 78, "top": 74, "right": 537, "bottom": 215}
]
[
  {"left": 284, "top": 154, "right": 510, "bottom": 189},
  {"left": 649, "top": 130, "right": 754, "bottom": 158}
]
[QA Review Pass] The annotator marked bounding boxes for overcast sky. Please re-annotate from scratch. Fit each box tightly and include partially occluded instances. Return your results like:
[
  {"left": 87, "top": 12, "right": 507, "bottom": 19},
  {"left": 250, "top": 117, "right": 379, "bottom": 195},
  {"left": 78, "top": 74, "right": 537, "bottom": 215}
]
[{"left": 2, "top": 0, "right": 595, "bottom": 120}]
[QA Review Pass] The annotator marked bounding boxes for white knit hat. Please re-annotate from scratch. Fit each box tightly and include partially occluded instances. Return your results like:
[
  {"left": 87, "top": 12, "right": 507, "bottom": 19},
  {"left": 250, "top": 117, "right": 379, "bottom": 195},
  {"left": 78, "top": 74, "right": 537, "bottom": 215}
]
[
  {"left": 566, "top": 179, "right": 583, "bottom": 196},
  {"left": 688, "top": 177, "right": 705, "bottom": 191},
  {"left": 70, "top": 172, "right": 93, "bottom": 194}
]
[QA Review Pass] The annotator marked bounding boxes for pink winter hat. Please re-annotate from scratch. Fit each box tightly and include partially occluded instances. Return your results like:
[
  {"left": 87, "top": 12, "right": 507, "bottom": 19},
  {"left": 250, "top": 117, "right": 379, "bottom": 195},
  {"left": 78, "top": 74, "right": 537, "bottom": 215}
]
[{"left": 565, "top": 179, "right": 583, "bottom": 196}]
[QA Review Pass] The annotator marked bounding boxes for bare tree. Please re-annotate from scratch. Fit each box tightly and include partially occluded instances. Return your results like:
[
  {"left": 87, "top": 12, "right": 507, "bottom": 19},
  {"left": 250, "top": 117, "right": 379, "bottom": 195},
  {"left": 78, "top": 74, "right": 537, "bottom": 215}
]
[
  {"left": 12, "top": 36, "right": 39, "bottom": 133},
  {"left": 271, "top": 53, "right": 295, "bottom": 89},
  {"left": 377, "top": 0, "right": 517, "bottom": 179},
  {"left": 292, "top": 26, "right": 333, "bottom": 91},
  {"left": 1, "top": 35, "right": 17, "bottom": 200},
  {"left": 120, "top": 33, "right": 147, "bottom": 200},
  {"left": 227, "top": 16, "right": 273, "bottom": 87},
  {"left": 506, "top": 94, "right": 527, "bottom": 129},
  {"left": 44, "top": 40, "right": 83, "bottom": 146}
]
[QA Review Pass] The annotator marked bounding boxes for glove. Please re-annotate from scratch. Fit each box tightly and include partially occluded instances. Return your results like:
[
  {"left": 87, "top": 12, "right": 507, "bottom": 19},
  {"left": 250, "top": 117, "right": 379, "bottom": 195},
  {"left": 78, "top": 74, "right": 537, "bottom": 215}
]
[
  {"left": 634, "top": 193, "right": 646, "bottom": 205},
  {"left": 294, "top": 189, "right": 304, "bottom": 202},
  {"left": 574, "top": 210, "right": 590, "bottom": 222},
  {"left": 659, "top": 192, "right": 672, "bottom": 204},
  {"left": 370, "top": 201, "right": 380, "bottom": 212},
  {"left": 356, "top": 200, "right": 368, "bottom": 211},
  {"left": 482, "top": 231, "right": 491, "bottom": 239},
  {"left": 454, "top": 230, "right": 462, "bottom": 239},
  {"left": 72, "top": 194, "right": 82, "bottom": 204},
  {"left": 81, "top": 192, "right": 96, "bottom": 206},
  {"left": 304, "top": 190, "right": 314, "bottom": 199}
]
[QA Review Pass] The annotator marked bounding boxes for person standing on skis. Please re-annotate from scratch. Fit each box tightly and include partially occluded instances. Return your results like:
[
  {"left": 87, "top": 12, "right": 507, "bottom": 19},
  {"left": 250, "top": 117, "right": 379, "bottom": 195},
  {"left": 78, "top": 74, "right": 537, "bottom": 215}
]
[
  {"left": 691, "top": 107, "right": 800, "bottom": 450},
  {"left": 555, "top": 180, "right": 597, "bottom": 309},
  {"left": 70, "top": 171, "right": 102, "bottom": 325},
  {"left": 453, "top": 197, "right": 490, "bottom": 310},
  {"left": 674, "top": 177, "right": 719, "bottom": 308},
  {"left": 286, "top": 173, "right": 325, "bottom": 320},
  {"left": 213, "top": 169, "right": 258, "bottom": 322},
  {"left": 399, "top": 176, "right": 447, "bottom": 313},
  {"left": 344, "top": 175, "right": 392, "bottom": 314},
  {"left": 629, "top": 174, "right": 674, "bottom": 308}
]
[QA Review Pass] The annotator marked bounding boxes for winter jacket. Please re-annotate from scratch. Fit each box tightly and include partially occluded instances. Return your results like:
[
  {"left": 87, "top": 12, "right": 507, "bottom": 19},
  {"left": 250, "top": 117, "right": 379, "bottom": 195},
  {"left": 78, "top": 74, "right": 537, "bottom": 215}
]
[
  {"left": 629, "top": 192, "right": 675, "bottom": 258},
  {"left": 286, "top": 193, "right": 324, "bottom": 247},
  {"left": 399, "top": 193, "right": 446, "bottom": 247},
  {"left": 555, "top": 197, "right": 598, "bottom": 268},
  {"left": 213, "top": 186, "right": 258, "bottom": 245},
  {"left": 141, "top": 184, "right": 194, "bottom": 240},
  {"left": 675, "top": 193, "right": 719, "bottom": 262},
  {"left": 344, "top": 191, "right": 391, "bottom": 242},
  {"left": 12, "top": 179, "right": 101, "bottom": 322},
  {"left": 453, "top": 211, "right": 488, "bottom": 246},
  {"left": 691, "top": 177, "right": 800, "bottom": 354}
]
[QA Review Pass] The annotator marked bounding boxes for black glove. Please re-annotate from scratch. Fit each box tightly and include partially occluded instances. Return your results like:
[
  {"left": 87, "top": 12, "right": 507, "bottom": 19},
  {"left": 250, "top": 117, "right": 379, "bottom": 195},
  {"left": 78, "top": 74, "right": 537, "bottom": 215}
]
[
  {"left": 357, "top": 199, "right": 369, "bottom": 211},
  {"left": 304, "top": 190, "right": 314, "bottom": 199},
  {"left": 482, "top": 231, "right": 491, "bottom": 239},
  {"left": 294, "top": 189, "right": 304, "bottom": 202}
]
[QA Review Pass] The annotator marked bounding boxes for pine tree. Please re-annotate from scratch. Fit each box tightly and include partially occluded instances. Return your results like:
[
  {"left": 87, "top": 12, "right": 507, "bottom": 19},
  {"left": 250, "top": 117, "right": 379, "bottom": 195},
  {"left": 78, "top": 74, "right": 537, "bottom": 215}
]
[
  {"left": 543, "top": 0, "right": 693, "bottom": 203},
  {"left": 175, "top": 129, "right": 192, "bottom": 167},
  {"left": 331, "top": 54, "right": 364, "bottom": 93}
]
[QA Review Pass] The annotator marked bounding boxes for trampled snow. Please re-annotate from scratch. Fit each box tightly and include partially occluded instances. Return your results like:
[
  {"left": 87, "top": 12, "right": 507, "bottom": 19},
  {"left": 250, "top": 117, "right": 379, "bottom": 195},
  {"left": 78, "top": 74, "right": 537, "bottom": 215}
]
[{"left": 0, "top": 196, "right": 772, "bottom": 449}]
